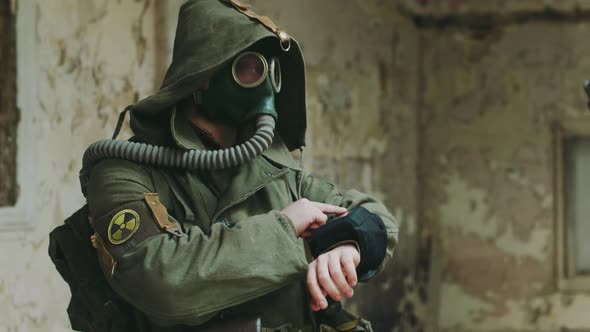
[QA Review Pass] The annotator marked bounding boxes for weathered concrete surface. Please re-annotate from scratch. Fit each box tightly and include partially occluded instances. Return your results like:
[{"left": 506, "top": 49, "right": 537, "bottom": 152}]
[{"left": 421, "top": 20, "right": 590, "bottom": 332}]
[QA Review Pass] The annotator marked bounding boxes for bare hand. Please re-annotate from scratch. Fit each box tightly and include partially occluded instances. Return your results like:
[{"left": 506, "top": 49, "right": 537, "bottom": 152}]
[
  {"left": 281, "top": 199, "right": 347, "bottom": 236},
  {"left": 307, "top": 244, "right": 360, "bottom": 311}
]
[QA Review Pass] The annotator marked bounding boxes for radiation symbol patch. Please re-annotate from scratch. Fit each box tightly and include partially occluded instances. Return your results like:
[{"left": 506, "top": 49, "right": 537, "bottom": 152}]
[{"left": 107, "top": 209, "right": 141, "bottom": 245}]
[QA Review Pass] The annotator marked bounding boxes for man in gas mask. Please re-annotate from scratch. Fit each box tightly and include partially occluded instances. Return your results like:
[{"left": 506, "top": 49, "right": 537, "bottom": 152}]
[{"left": 78, "top": 0, "right": 398, "bottom": 331}]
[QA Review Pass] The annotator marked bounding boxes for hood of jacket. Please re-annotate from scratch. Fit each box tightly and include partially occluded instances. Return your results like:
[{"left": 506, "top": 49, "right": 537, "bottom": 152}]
[{"left": 130, "top": 0, "right": 307, "bottom": 151}]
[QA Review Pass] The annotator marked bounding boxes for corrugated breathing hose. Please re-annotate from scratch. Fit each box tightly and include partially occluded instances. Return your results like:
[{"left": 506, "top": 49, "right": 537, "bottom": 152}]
[{"left": 79, "top": 115, "right": 276, "bottom": 195}]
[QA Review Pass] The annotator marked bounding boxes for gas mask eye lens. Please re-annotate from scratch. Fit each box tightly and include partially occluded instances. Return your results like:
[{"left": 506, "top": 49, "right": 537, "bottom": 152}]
[
  {"left": 232, "top": 52, "right": 268, "bottom": 88},
  {"left": 269, "top": 57, "right": 281, "bottom": 93}
]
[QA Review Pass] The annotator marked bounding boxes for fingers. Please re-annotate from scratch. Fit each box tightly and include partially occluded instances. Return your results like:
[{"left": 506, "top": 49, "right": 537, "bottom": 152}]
[
  {"left": 316, "top": 255, "right": 343, "bottom": 302},
  {"left": 308, "top": 250, "right": 360, "bottom": 311},
  {"left": 307, "top": 261, "right": 327, "bottom": 310},
  {"left": 302, "top": 222, "right": 321, "bottom": 237},
  {"left": 310, "top": 288, "right": 329, "bottom": 311},
  {"left": 309, "top": 201, "right": 347, "bottom": 215},
  {"left": 310, "top": 301, "right": 321, "bottom": 311},
  {"left": 314, "top": 210, "right": 328, "bottom": 224},
  {"left": 305, "top": 208, "right": 327, "bottom": 232},
  {"left": 341, "top": 254, "right": 358, "bottom": 287},
  {"left": 308, "top": 223, "right": 322, "bottom": 229},
  {"left": 329, "top": 253, "right": 354, "bottom": 298},
  {"left": 283, "top": 199, "right": 346, "bottom": 237}
]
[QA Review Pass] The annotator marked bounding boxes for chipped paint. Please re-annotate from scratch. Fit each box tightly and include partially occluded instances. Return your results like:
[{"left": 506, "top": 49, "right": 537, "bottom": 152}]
[
  {"left": 313, "top": 64, "right": 389, "bottom": 160},
  {"left": 0, "top": 0, "right": 159, "bottom": 330},
  {"left": 220, "top": 0, "right": 422, "bottom": 330},
  {"left": 440, "top": 293, "right": 590, "bottom": 331},
  {"left": 439, "top": 282, "right": 496, "bottom": 328},
  {"left": 403, "top": 0, "right": 590, "bottom": 19},
  {"left": 14, "top": 1, "right": 590, "bottom": 332},
  {"left": 441, "top": 173, "right": 550, "bottom": 261},
  {"left": 495, "top": 224, "right": 551, "bottom": 263},
  {"left": 1, "top": 1, "right": 421, "bottom": 331},
  {"left": 424, "top": 15, "right": 590, "bottom": 332}
]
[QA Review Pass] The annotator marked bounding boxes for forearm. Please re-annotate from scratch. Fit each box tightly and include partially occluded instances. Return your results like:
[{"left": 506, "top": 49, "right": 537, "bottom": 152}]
[
  {"left": 301, "top": 174, "right": 398, "bottom": 279},
  {"left": 106, "top": 211, "right": 308, "bottom": 326},
  {"left": 338, "top": 189, "right": 399, "bottom": 273}
]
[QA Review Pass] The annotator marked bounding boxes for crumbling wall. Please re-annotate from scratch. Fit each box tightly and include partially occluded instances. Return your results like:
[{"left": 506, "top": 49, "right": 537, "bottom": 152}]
[
  {"left": 0, "top": 0, "right": 159, "bottom": 329},
  {"left": 15, "top": 1, "right": 588, "bottom": 331},
  {"left": 403, "top": 0, "right": 590, "bottom": 17},
  {"left": 152, "top": 2, "right": 590, "bottom": 331},
  {"left": 248, "top": 1, "right": 423, "bottom": 331},
  {"left": 420, "top": 15, "right": 590, "bottom": 332},
  {"left": 0, "top": 1, "right": 422, "bottom": 331}
]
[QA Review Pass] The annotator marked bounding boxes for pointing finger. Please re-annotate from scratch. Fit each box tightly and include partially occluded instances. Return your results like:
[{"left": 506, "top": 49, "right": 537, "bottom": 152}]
[{"left": 309, "top": 202, "right": 347, "bottom": 215}]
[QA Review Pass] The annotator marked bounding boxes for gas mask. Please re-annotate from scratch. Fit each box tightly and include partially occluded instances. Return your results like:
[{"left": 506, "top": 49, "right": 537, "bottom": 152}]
[
  {"left": 79, "top": 0, "right": 304, "bottom": 191},
  {"left": 81, "top": 51, "right": 283, "bottom": 186},
  {"left": 196, "top": 51, "right": 282, "bottom": 126}
]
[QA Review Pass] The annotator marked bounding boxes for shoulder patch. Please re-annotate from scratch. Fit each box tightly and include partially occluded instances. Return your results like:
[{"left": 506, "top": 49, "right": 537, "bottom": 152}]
[
  {"left": 90, "top": 196, "right": 179, "bottom": 263},
  {"left": 107, "top": 209, "right": 141, "bottom": 245}
]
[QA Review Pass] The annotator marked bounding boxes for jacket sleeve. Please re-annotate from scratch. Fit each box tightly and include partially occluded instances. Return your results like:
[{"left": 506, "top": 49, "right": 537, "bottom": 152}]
[
  {"left": 86, "top": 160, "right": 309, "bottom": 326},
  {"left": 299, "top": 172, "right": 398, "bottom": 280}
]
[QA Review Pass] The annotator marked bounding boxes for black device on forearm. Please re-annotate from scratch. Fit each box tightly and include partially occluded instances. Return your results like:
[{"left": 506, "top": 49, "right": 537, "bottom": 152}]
[
  {"left": 307, "top": 206, "right": 387, "bottom": 281},
  {"left": 585, "top": 80, "right": 590, "bottom": 111}
]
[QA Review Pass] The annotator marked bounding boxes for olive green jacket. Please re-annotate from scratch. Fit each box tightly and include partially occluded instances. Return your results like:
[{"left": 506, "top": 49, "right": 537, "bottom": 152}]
[
  {"left": 86, "top": 109, "right": 398, "bottom": 331},
  {"left": 83, "top": 1, "right": 396, "bottom": 330}
]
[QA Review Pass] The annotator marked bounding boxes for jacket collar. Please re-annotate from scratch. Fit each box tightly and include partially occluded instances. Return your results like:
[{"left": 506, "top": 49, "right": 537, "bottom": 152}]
[{"left": 171, "top": 107, "right": 302, "bottom": 171}]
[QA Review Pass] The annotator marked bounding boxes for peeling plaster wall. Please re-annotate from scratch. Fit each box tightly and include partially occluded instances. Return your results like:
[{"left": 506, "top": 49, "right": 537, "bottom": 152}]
[
  {"left": 10, "top": 1, "right": 590, "bottom": 332},
  {"left": 421, "top": 20, "right": 590, "bottom": 332},
  {"left": 0, "top": 1, "right": 419, "bottom": 331},
  {"left": 0, "top": 0, "right": 160, "bottom": 330},
  {"left": 403, "top": 0, "right": 590, "bottom": 16},
  {"left": 248, "top": 1, "right": 421, "bottom": 330}
]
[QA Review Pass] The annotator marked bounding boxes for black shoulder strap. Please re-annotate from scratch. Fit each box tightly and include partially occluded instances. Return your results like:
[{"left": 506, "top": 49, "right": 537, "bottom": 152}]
[{"left": 111, "top": 105, "right": 133, "bottom": 140}]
